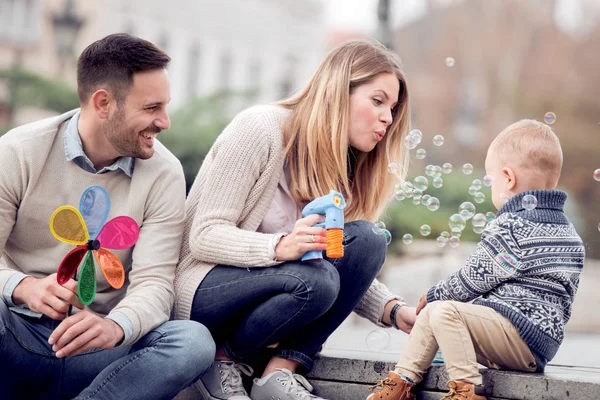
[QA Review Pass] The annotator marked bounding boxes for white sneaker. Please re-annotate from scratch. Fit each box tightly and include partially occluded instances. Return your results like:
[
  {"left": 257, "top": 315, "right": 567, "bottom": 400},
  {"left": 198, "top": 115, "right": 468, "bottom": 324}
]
[
  {"left": 194, "top": 360, "right": 254, "bottom": 400},
  {"left": 250, "top": 368, "right": 327, "bottom": 400}
]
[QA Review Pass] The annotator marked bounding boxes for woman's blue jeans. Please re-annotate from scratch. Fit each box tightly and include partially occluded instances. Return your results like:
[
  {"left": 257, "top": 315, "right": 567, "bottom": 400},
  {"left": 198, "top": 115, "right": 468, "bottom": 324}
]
[
  {"left": 0, "top": 302, "right": 216, "bottom": 399},
  {"left": 191, "top": 220, "right": 387, "bottom": 370}
]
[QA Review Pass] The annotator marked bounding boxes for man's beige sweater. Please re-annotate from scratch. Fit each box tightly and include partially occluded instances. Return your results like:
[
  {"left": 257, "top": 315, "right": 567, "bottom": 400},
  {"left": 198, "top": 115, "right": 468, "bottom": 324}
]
[
  {"left": 174, "top": 105, "right": 398, "bottom": 325},
  {"left": 0, "top": 110, "right": 186, "bottom": 346}
]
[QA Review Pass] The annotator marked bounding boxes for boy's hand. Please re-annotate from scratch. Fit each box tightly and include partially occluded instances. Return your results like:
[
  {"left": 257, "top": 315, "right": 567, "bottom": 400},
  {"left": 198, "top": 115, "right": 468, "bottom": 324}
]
[
  {"left": 416, "top": 294, "right": 428, "bottom": 315},
  {"left": 48, "top": 310, "right": 124, "bottom": 358}
]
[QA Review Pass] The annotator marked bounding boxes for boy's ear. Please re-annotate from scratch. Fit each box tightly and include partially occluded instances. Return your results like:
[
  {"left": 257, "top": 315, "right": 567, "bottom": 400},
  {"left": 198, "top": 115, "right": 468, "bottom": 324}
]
[{"left": 503, "top": 167, "right": 516, "bottom": 190}]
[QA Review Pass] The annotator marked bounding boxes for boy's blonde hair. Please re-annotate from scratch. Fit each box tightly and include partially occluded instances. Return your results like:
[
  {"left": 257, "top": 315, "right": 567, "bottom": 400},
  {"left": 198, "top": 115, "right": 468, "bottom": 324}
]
[
  {"left": 278, "top": 40, "right": 410, "bottom": 222},
  {"left": 489, "top": 119, "right": 563, "bottom": 186}
]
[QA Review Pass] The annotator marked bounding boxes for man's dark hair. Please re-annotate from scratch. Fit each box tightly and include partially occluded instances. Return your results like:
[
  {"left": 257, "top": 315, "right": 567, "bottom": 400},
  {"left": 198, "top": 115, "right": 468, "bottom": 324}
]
[{"left": 77, "top": 33, "right": 170, "bottom": 104}]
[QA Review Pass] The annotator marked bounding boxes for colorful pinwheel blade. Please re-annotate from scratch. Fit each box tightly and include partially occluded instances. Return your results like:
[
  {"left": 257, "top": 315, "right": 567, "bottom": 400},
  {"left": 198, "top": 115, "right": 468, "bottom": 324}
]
[
  {"left": 94, "top": 249, "right": 125, "bottom": 289},
  {"left": 79, "top": 185, "right": 110, "bottom": 240},
  {"left": 77, "top": 251, "right": 96, "bottom": 306},
  {"left": 50, "top": 206, "right": 89, "bottom": 245},
  {"left": 96, "top": 216, "right": 140, "bottom": 250},
  {"left": 57, "top": 245, "right": 87, "bottom": 285}
]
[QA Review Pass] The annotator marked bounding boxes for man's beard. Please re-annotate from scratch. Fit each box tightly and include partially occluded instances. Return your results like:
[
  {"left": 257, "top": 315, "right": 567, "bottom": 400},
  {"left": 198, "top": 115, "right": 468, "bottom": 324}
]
[{"left": 103, "top": 108, "right": 160, "bottom": 160}]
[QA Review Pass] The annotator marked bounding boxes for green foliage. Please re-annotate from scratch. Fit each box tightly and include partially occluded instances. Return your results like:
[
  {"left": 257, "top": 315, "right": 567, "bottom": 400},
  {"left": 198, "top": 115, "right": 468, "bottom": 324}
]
[
  {"left": 380, "top": 173, "right": 496, "bottom": 255},
  {"left": 0, "top": 68, "right": 79, "bottom": 114},
  {"left": 160, "top": 90, "right": 257, "bottom": 192}
]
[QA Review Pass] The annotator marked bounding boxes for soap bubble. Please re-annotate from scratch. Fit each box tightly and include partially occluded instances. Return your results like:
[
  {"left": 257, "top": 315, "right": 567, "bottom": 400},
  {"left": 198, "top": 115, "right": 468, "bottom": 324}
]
[
  {"left": 440, "top": 231, "right": 450, "bottom": 240},
  {"left": 544, "top": 112, "right": 556, "bottom": 125},
  {"left": 433, "top": 135, "right": 444, "bottom": 146},
  {"left": 468, "top": 186, "right": 477, "bottom": 196},
  {"left": 422, "top": 194, "right": 431, "bottom": 205},
  {"left": 436, "top": 236, "right": 448, "bottom": 247},
  {"left": 433, "top": 166, "right": 443, "bottom": 178},
  {"left": 382, "top": 229, "right": 392, "bottom": 246},
  {"left": 420, "top": 224, "right": 432, "bottom": 236},
  {"left": 459, "top": 202, "right": 476, "bottom": 220},
  {"left": 483, "top": 175, "right": 493, "bottom": 187},
  {"left": 394, "top": 190, "right": 406, "bottom": 201},
  {"left": 402, "top": 234, "right": 413, "bottom": 244},
  {"left": 442, "top": 163, "right": 453, "bottom": 174},
  {"left": 365, "top": 329, "right": 392, "bottom": 351},
  {"left": 472, "top": 213, "right": 487, "bottom": 233},
  {"left": 446, "top": 57, "right": 455, "bottom": 67},
  {"left": 593, "top": 169, "right": 600, "bottom": 181},
  {"left": 495, "top": 252, "right": 518, "bottom": 276},
  {"left": 427, "top": 197, "right": 440, "bottom": 211},
  {"left": 373, "top": 221, "right": 386, "bottom": 235},
  {"left": 410, "top": 129, "right": 423, "bottom": 141},
  {"left": 433, "top": 177, "right": 444, "bottom": 188},
  {"left": 425, "top": 165, "right": 436, "bottom": 177},
  {"left": 449, "top": 236, "right": 460, "bottom": 248},
  {"left": 462, "top": 163, "right": 473, "bottom": 175},
  {"left": 387, "top": 162, "right": 399, "bottom": 175},
  {"left": 500, "top": 193, "right": 510, "bottom": 204},
  {"left": 414, "top": 176, "right": 429, "bottom": 191},
  {"left": 471, "top": 179, "right": 483, "bottom": 190},
  {"left": 522, "top": 194, "right": 538, "bottom": 210},
  {"left": 412, "top": 197, "right": 421, "bottom": 206},
  {"left": 474, "top": 192, "right": 486, "bottom": 203},
  {"left": 404, "top": 133, "right": 420, "bottom": 150},
  {"left": 486, "top": 211, "right": 496, "bottom": 222},
  {"left": 416, "top": 148, "right": 427, "bottom": 159},
  {"left": 449, "top": 214, "right": 466, "bottom": 233}
]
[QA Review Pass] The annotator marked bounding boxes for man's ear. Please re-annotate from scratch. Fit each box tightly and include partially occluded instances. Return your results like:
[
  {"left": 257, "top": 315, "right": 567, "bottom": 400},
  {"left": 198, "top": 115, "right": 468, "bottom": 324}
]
[
  {"left": 503, "top": 166, "right": 517, "bottom": 190},
  {"left": 90, "top": 89, "right": 113, "bottom": 120}
]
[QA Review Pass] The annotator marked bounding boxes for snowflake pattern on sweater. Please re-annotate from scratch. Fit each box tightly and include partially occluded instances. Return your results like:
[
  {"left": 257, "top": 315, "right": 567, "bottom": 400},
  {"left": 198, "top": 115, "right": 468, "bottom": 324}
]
[{"left": 427, "top": 190, "right": 584, "bottom": 366}]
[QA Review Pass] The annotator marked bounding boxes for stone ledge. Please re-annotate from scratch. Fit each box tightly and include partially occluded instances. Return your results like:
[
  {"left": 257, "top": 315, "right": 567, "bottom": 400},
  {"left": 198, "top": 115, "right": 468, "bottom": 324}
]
[{"left": 306, "top": 355, "right": 600, "bottom": 400}]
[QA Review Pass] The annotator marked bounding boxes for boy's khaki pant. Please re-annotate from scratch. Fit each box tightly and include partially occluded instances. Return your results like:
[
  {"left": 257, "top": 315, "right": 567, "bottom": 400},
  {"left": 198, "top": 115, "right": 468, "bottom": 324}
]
[{"left": 395, "top": 301, "right": 538, "bottom": 385}]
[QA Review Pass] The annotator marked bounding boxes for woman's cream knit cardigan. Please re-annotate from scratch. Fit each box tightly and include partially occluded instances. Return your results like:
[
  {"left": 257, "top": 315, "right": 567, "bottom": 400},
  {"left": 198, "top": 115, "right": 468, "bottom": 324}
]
[{"left": 174, "top": 105, "right": 399, "bottom": 325}]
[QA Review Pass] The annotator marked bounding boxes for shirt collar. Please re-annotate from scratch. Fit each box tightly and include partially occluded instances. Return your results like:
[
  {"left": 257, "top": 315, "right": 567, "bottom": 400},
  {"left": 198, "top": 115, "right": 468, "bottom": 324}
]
[{"left": 64, "top": 110, "right": 134, "bottom": 177}]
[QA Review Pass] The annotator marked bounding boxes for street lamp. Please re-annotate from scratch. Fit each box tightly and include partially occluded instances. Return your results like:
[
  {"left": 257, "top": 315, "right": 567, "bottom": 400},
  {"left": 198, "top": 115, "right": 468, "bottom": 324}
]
[{"left": 52, "top": 0, "right": 83, "bottom": 76}]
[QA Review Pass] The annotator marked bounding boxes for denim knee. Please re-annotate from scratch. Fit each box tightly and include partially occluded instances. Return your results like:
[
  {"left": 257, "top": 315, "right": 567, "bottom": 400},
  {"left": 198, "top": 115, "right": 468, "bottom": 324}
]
[
  {"left": 342, "top": 220, "right": 388, "bottom": 267},
  {"left": 163, "top": 320, "right": 216, "bottom": 379}
]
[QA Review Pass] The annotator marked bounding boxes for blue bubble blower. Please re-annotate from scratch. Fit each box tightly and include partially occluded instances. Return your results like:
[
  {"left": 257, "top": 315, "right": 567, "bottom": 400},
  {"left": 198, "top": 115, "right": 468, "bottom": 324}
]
[{"left": 301, "top": 190, "right": 346, "bottom": 261}]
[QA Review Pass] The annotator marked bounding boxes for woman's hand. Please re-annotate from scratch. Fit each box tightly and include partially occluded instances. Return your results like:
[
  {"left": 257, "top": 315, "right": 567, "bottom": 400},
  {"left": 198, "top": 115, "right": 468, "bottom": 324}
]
[
  {"left": 274, "top": 214, "right": 327, "bottom": 261},
  {"left": 395, "top": 305, "right": 417, "bottom": 334}
]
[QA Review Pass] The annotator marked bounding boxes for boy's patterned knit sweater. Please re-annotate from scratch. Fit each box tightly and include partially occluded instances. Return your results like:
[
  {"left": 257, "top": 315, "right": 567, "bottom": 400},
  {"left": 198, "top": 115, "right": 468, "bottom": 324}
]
[{"left": 427, "top": 190, "right": 584, "bottom": 371}]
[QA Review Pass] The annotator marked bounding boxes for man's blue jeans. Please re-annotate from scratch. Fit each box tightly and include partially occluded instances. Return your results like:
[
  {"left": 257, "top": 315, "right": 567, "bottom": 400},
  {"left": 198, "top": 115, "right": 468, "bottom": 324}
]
[
  {"left": 191, "top": 220, "right": 387, "bottom": 370},
  {"left": 0, "top": 301, "right": 216, "bottom": 399}
]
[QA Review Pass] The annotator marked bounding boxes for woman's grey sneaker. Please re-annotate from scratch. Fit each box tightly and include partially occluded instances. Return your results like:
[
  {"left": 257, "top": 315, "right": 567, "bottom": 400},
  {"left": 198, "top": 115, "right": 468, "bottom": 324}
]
[
  {"left": 250, "top": 368, "right": 327, "bottom": 400},
  {"left": 194, "top": 360, "right": 254, "bottom": 400}
]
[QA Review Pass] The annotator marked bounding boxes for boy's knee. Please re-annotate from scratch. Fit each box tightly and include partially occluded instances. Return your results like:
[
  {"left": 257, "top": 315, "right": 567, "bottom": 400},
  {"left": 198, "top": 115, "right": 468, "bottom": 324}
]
[{"left": 428, "top": 301, "right": 460, "bottom": 327}]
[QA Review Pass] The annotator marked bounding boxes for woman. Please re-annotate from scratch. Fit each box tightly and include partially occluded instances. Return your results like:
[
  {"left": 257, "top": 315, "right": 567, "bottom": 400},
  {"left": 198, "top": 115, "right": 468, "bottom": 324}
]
[{"left": 174, "top": 40, "right": 416, "bottom": 400}]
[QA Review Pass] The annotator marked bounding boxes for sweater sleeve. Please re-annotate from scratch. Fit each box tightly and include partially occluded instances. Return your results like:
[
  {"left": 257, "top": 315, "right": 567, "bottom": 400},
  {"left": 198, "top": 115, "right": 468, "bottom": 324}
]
[
  {"left": 0, "top": 141, "right": 24, "bottom": 298},
  {"left": 354, "top": 278, "right": 403, "bottom": 327},
  {"left": 107, "top": 163, "right": 186, "bottom": 346},
  {"left": 187, "top": 109, "right": 283, "bottom": 268},
  {"left": 427, "top": 217, "right": 523, "bottom": 303}
]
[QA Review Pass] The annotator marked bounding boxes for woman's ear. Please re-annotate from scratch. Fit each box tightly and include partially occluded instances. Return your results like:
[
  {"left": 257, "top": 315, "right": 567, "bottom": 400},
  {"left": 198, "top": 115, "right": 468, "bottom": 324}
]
[{"left": 503, "top": 166, "right": 517, "bottom": 191}]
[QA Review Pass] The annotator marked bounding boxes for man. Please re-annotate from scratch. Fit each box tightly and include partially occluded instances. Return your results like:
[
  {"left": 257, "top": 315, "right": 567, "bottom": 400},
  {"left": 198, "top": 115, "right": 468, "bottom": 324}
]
[{"left": 0, "top": 33, "right": 215, "bottom": 399}]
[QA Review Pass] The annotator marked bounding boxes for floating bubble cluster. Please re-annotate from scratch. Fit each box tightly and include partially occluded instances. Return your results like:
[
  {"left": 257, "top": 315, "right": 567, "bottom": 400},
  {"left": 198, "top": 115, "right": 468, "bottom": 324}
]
[
  {"left": 459, "top": 202, "right": 476, "bottom": 220},
  {"left": 449, "top": 214, "right": 466, "bottom": 234}
]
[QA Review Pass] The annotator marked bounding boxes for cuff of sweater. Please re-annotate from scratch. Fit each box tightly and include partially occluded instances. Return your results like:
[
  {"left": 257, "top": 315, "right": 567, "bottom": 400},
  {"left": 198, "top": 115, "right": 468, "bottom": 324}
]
[
  {"left": 3, "top": 272, "right": 29, "bottom": 307},
  {"left": 106, "top": 311, "right": 134, "bottom": 346},
  {"left": 268, "top": 233, "right": 287, "bottom": 261},
  {"left": 426, "top": 286, "right": 437, "bottom": 303}
]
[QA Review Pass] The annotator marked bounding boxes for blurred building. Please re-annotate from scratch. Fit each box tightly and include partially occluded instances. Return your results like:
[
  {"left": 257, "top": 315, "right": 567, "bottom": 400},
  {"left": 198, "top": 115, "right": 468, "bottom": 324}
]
[{"left": 0, "top": 0, "right": 325, "bottom": 123}]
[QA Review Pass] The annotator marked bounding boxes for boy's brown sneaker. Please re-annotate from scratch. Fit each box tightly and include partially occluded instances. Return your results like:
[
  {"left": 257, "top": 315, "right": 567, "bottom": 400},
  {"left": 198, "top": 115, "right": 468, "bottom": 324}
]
[
  {"left": 441, "top": 381, "right": 487, "bottom": 400},
  {"left": 366, "top": 371, "right": 415, "bottom": 400}
]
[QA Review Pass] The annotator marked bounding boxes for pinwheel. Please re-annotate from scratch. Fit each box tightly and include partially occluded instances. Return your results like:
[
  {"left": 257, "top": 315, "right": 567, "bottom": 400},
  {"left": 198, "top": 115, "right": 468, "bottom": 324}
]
[{"left": 49, "top": 185, "right": 139, "bottom": 306}]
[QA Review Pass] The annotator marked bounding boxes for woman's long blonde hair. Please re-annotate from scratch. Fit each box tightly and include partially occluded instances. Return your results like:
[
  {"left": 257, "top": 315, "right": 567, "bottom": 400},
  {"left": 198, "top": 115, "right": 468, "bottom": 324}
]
[{"left": 278, "top": 40, "right": 410, "bottom": 222}]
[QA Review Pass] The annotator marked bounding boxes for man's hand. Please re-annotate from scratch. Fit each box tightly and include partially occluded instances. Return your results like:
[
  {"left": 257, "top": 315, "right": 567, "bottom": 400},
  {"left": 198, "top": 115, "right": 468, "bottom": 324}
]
[
  {"left": 12, "top": 274, "right": 84, "bottom": 320},
  {"left": 395, "top": 305, "right": 417, "bottom": 334},
  {"left": 48, "top": 311, "right": 124, "bottom": 358},
  {"left": 416, "top": 294, "right": 428, "bottom": 315}
]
